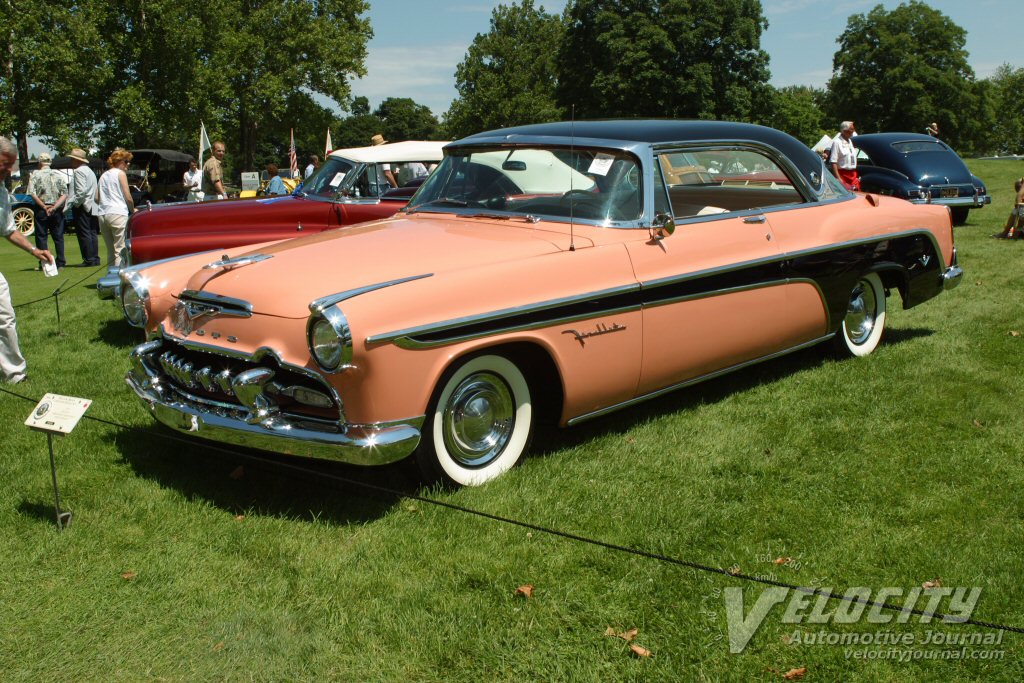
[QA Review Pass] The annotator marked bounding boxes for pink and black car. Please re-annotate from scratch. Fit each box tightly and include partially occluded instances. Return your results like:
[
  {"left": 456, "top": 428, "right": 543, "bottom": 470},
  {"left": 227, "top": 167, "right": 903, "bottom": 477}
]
[{"left": 122, "top": 120, "right": 962, "bottom": 486}]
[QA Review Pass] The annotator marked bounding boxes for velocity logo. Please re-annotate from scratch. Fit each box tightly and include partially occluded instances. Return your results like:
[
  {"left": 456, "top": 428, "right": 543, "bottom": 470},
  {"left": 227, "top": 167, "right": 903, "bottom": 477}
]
[{"left": 724, "top": 585, "right": 982, "bottom": 654}]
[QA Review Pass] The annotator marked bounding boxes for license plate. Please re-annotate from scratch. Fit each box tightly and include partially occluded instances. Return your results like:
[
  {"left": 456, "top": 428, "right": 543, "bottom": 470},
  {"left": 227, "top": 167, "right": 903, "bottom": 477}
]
[{"left": 941, "top": 188, "right": 958, "bottom": 198}]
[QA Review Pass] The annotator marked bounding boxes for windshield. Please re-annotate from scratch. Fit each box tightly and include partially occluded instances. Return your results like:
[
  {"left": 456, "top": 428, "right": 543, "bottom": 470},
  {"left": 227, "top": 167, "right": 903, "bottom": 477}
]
[
  {"left": 300, "top": 157, "right": 358, "bottom": 197},
  {"left": 408, "top": 146, "right": 643, "bottom": 224}
]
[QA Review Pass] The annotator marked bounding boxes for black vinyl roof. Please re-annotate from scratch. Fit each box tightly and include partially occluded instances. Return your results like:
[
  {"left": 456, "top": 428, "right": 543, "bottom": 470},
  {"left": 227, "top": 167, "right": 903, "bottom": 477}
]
[{"left": 455, "top": 119, "right": 823, "bottom": 187}]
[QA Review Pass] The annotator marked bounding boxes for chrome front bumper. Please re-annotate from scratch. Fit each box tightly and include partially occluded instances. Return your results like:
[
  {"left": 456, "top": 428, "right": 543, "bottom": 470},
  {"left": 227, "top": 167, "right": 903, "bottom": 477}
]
[
  {"left": 97, "top": 268, "right": 121, "bottom": 300},
  {"left": 126, "top": 342, "right": 422, "bottom": 466}
]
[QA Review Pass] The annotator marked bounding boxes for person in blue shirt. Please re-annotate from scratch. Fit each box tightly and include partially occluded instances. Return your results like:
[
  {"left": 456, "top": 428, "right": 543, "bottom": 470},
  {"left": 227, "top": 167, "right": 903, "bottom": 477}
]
[{"left": 264, "top": 164, "right": 288, "bottom": 195}]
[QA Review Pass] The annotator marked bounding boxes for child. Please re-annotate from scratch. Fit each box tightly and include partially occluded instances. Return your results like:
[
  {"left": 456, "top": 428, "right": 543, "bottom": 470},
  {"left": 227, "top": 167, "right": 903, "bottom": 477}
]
[{"left": 996, "top": 177, "right": 1024, "bottom": 239}]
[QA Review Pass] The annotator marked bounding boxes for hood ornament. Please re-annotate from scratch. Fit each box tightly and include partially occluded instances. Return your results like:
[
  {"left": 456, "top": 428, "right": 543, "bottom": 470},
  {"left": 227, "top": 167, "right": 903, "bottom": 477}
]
[
  {"left": 203, "top": 253, "right": 273, "bottom": 271},
  {"left": 170, "top": 300, "right": 218, "bottom": 336}
]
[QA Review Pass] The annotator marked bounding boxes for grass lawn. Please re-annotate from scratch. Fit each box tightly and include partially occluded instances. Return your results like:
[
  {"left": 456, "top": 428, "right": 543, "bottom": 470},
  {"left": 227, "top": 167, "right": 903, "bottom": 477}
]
[{"left": 1, "top": 160, "right": 1023, "bottom": 682}]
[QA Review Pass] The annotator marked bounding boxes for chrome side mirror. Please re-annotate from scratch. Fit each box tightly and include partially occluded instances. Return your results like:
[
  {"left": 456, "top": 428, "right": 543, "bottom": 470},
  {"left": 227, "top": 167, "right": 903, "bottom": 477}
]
[{"left": 651, "top": 212, "right": 676, "bottom": 240}]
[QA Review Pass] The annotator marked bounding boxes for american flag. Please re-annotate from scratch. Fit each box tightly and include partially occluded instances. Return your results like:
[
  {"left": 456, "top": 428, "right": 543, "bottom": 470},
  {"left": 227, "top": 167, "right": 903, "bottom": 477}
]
[{"left": 289, "top": 128, "right": 298, "bottom": 178}]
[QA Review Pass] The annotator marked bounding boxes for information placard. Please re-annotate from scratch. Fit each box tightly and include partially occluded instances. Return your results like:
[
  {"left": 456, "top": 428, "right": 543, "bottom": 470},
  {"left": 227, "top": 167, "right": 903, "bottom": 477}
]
[
  {"left": 241, "top": 172, "right": 261, "bottom": 192},
  {"left": 25, "top": 394, "right": 91, "bottom": 434}
]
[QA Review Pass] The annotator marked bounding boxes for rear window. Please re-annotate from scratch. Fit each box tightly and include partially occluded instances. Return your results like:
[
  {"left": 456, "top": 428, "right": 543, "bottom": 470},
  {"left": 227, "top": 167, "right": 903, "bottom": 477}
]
[{"left": 891, "top": 141, "right": 949, "bottom": 154}]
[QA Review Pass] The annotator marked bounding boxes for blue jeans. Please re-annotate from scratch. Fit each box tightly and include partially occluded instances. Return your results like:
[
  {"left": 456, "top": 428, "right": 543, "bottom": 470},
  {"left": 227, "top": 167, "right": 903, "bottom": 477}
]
[{"left": 34, "top": 208, "right": 66, "bottom": 268}]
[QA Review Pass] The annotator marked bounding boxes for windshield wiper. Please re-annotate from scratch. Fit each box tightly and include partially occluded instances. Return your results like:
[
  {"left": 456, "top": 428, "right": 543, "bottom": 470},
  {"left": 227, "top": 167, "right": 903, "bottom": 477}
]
[{"left": 410, "top": 197, "right": 469, "bottom": 212}]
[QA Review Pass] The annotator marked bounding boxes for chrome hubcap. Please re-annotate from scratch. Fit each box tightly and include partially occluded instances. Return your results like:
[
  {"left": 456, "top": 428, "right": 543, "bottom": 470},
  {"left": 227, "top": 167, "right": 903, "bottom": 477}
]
[
  {"left": 845, "top": 280, "right": 876, "bottom": 345},
  {"left": 443, "top": 372, "right": 514, "bottom": 467}
]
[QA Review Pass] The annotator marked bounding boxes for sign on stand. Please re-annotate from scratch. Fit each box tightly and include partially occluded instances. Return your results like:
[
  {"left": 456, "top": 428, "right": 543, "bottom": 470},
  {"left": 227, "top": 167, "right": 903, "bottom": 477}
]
[{"left": 25, "top": 393, "right": 91, "bottom": 529}]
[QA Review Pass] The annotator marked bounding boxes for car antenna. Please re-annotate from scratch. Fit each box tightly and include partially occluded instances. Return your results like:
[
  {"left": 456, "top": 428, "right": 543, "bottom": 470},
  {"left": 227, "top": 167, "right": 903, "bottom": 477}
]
[{"left": 569, "top": 105, "right": 576, "bottom": 252}]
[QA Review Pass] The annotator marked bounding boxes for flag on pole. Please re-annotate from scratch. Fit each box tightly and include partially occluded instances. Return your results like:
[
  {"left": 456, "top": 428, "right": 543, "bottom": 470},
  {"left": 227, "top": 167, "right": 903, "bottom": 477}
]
[
  {"left": 289, "top": 128, "right": 298, "bottom": 178},
  {"left": 199, "top": 121, "right": 212, "bottom": 165},
  {"left": 325, "top": 128, "right": 333, "bottom": 157}
]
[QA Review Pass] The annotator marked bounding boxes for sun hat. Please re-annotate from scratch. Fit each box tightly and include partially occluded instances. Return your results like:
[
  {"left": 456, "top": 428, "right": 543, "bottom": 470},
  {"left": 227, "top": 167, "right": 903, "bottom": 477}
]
[
  {"left": 371, "top": 134, "right": 387, "bottom": 146},
  {"left": 68, "top": 148, "right": 90, "bottom": 164}
]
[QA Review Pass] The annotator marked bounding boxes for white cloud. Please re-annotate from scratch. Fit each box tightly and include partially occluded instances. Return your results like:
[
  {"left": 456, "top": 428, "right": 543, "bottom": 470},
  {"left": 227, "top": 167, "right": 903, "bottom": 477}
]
[{"left": 350, "top": 44, "right": 469, "bottom": 115}]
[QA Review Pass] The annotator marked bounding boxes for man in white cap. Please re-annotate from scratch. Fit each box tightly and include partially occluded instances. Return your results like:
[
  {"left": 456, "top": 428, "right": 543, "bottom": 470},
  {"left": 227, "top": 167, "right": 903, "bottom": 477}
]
[
  {"left": 0, "top": 137, "right": 55, "bottom": 383},
  {"left": 27, "top": 151, "right": 68, "bottom": 268},
  {"left": 66, "top": 148, "right": 101, "bottom": 266}
]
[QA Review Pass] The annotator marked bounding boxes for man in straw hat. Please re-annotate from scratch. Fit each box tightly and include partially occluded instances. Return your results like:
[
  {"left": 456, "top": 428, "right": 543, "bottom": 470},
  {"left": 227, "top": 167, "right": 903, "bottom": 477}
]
[
  {"left": 66, "top": 148, "right": 101, "bottom": 266},
  {"left": 27, "top": 151, "right": 68, "bottom": 269},
  {"left": 370, "top": 134, "right": 397, "bottom": 192},
  {"left": 0, "top": 137, "right": 54, "bottom": 383}
]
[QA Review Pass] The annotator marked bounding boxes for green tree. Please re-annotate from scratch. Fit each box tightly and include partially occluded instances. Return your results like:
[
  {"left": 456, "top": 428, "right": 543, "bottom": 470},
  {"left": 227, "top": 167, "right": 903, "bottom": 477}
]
[
  {"left": 985, "top": 64, "right": 1024, "bottom": 155},
  {"left": 444, "top": 1, "right": 564, "bottom": 139},
  {"left": 556, "top": 0, "right": 771, "bottom": 121},
  {"left": 334, "top": 112, "right": 383, "bottom": 149},
  {"left": 827, "top": 1, "right": 976, "bottom": 148},
  {"left": 374, "top": 97, "right": 439, "bottom": 141},
  {"left": 202, "top": 0, "right": 371, "bottom": 172},
  {"left": 763, "top": 86, "right": 829, "bottom": 146},
  {"left": 0, "top": 0, "right": 107, "bottom": 162}
]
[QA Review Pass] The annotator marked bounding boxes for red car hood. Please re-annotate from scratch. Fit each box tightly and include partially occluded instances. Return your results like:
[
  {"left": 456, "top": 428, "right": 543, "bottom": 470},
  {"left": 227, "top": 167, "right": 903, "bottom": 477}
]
[
  {"left": 183, "top": 215, "right": 581, "bottom": 318},
  {"left": 130, "top": 195, "right": 302, "bottom": 236}
]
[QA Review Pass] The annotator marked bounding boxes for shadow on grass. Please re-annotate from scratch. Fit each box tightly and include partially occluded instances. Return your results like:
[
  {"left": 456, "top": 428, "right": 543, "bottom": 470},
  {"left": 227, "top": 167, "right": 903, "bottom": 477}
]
[
  {"left": 532, "top": 328, "right": 934, "bottom": 457},
  {"left": 16, "top": 499, "right": 61, "bottom": 524},
  {"left": 880, "top": 326, "right": 933, "bottom": 345},
  {"left": 109, "top": 424, "right": 420, "bottom": 525},
  {"left": 94, "top": 319, "right": 145, "bottom": 348}
]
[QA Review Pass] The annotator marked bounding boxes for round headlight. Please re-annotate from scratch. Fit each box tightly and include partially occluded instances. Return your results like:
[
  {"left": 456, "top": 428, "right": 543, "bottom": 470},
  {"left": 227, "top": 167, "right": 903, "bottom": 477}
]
[
  {"left": 310, "top": 318, "right": 343, "bottom": 369},
  {"left": 121, "top": 273, "right": 149, "bottom": 327}
]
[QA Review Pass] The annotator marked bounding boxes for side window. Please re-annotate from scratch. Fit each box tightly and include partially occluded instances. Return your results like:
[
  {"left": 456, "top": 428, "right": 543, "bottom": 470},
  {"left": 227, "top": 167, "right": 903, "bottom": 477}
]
[{"left": 657, "top": 149, "right": 804, "bottom": 220}]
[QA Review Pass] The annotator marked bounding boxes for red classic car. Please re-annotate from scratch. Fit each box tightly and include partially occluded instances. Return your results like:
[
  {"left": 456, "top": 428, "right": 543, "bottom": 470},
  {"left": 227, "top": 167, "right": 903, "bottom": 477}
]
[
  {"left": 121, "top": 120, "right": 962, "bottom": 487},
  {"left": 97, "top": 141, "right": 446, "bottom": 298}
]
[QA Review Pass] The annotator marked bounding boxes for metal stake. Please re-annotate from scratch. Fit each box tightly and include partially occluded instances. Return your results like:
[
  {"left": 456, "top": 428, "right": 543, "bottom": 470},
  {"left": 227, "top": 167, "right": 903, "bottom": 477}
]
[{"left": 47, "top": 433, "right": 71, "bottom": 530}]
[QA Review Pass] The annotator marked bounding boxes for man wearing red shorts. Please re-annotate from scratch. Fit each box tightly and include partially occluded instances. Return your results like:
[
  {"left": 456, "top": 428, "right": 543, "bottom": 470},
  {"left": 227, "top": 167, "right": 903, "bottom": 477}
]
[{"left": 829, "top": 121, "right": 860, "bottom": 191}]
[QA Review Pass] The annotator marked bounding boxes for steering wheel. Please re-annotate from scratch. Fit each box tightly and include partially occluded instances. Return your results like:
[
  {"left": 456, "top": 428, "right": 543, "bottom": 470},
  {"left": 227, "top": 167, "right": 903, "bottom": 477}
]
[{"left": 561, "top": 189, "right": 596, "bottom": 201}]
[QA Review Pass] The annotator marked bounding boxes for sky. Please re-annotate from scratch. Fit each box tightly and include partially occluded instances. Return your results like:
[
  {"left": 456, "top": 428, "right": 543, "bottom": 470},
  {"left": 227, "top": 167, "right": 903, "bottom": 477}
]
[{"left": 28, "top": 0, "right": 1016, "bottom": 155}]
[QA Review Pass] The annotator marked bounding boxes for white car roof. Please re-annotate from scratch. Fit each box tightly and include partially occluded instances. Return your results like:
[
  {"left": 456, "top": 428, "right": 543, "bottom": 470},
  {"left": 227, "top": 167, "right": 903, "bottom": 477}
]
[{"left": 329, "top": 140, "right": 448, "bottom": 164}]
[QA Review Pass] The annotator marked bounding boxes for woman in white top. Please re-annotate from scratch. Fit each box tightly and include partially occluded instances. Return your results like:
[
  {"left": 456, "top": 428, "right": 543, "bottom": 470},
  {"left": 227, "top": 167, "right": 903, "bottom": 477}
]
[
  {"left": 96, "top": 148, "right": 135, "bottom": 267},
  {"left": 182, "top": 159, "right": 203, "bottom": 202}
]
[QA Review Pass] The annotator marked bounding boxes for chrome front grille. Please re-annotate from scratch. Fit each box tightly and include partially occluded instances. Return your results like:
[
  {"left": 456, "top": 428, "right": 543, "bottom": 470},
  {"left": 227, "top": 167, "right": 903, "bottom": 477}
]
[{"left": 140, "top": 340, "right": 340, "bottom": 422}]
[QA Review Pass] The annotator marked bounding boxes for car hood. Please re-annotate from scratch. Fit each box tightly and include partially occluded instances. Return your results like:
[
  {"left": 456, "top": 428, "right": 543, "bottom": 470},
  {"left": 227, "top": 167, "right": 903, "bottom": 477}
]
[
  {"left": 182, "top": 215, "right": 580, "bottom": 318},
  {"left": 130, "top": 195, "right": 300, "bottom": 235}
]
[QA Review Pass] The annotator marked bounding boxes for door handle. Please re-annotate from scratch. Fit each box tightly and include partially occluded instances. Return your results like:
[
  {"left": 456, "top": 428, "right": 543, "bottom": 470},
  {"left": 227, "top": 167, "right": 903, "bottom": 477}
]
[{"left": 743, "top": 215, "right": 767, "bottom": 224}]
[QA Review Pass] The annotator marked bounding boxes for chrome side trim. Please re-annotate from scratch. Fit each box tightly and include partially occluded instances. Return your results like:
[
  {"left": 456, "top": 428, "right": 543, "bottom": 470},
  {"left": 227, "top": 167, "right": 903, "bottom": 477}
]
[
  {"left": 309, "top": 273, "right": 433, "bottom": 314},
  {"left": 566, "top": 334, "right": 834, "bottom": 426},
  {"left": 366, "top": 282, "right": 641, "bottom": 347},
  {"left": 391, "top": 303, "right": 642, "bottom": 350},
  {"left": 369, "top": 231, "right": 935, "bottom": 350},
  {"left": 202, "top": 253, "right": 273, "bottom": 270}
]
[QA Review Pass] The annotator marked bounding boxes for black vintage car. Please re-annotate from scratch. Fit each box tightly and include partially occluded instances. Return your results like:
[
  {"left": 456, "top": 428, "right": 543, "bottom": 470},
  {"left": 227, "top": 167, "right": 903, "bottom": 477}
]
[
  {"left": 126, "top": 149, "right": 194, "bottom": 204},
  {"left": 853, "top": 133, "right": 990, "bottom": 225}
]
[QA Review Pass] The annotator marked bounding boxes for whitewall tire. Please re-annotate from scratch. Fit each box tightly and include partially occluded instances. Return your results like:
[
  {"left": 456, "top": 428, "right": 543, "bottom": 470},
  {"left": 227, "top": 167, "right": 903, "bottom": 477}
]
[
  {"left": 418, "top": 354, "right": 533, "bottom": 487},
  {"left": 835, "top": 272, "right": 886, "bottom": 357}
]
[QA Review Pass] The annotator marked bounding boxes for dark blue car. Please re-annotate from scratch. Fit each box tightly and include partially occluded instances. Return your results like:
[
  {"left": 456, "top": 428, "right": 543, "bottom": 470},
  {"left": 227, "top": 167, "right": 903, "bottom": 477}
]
[{"left": 853, "top": 133, "right": 990, "bottom": 225}]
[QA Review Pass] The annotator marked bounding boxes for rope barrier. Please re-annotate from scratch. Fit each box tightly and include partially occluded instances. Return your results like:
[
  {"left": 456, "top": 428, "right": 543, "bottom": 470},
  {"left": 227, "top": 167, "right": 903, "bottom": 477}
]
[
  {"left": 1, "top": 382, "right": 1021, "bottom": 636},
  {"left": 12, "top": 263, "right": 107, "bottom": 309}
]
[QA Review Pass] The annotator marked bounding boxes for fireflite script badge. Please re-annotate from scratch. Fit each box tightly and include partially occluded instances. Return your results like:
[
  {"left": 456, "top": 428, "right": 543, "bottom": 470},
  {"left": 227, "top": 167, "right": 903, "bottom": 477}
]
[
  {"left": 562, "top": 322, "right": 626, "bottom": 346},
  {"left": 170, "top": 301, "right": 218, "bottom": 336}
]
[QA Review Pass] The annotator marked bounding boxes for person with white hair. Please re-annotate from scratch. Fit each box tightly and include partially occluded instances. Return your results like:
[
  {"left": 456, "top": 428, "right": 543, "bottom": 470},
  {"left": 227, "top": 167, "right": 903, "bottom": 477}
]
[
  {"left": 27, "top": 151, "right": 68, "bottom": 269},
  {"left": 829, "top": 121, "right": 860, "bottom": 191},
  {"left": 0, "top": 137, "right": 55, "bottom": 383}
]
